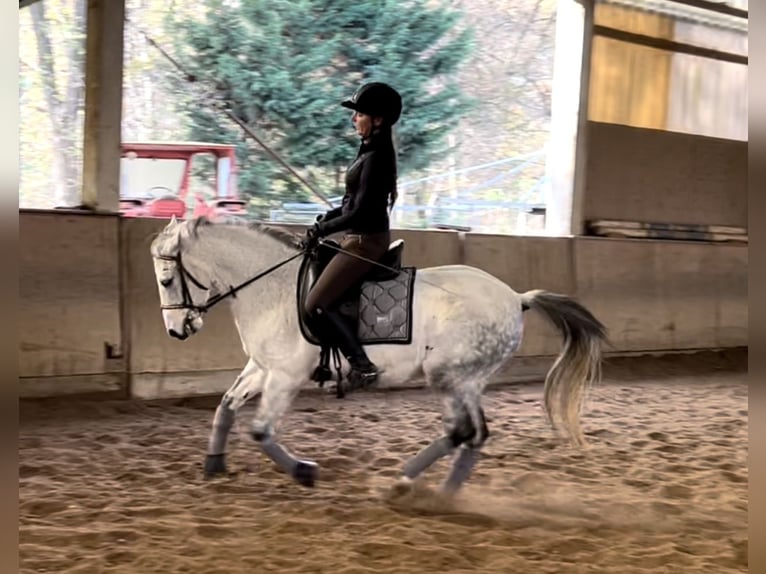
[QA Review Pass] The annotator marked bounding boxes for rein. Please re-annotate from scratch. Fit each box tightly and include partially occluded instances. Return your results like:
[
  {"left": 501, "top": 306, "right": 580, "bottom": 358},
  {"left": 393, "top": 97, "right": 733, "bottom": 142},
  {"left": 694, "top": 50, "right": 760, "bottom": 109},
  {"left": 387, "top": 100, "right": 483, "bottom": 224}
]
[
  {"left": 157, "top": 232, "right": 458, "bottom": 315},
  {"left": 157, "top": 249, "right": 305, "bottom": 314}
]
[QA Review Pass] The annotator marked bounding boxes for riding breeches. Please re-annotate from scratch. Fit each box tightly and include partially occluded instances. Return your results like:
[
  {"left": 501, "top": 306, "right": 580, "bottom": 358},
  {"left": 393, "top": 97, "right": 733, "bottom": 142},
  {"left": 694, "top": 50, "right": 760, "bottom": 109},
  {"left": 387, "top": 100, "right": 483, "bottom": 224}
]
[{"left": 304, "top": 231, "right": 391, "bottom": 314}]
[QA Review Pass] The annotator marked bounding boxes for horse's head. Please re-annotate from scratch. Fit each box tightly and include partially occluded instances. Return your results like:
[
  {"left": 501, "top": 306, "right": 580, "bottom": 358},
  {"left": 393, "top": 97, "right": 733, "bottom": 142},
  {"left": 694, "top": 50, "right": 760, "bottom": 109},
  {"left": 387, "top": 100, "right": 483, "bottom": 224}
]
[{"left": 149, "top": 216, "right": 213, "bottom": 340}]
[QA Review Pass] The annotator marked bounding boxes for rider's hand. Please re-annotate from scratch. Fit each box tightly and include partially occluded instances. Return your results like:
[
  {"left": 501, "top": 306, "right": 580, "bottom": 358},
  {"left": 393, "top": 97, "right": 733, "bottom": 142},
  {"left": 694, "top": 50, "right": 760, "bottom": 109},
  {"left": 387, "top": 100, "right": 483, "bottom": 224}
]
[{"left": 301, "top": 223, "right": 320, "bottom": 251}]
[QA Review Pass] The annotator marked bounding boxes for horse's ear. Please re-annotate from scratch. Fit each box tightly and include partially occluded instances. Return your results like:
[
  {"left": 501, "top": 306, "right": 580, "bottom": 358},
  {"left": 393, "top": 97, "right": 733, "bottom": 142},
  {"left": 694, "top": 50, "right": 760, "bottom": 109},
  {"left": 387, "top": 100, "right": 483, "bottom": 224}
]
[{"left": 161, "top": 215, "right": 179, "bottom": 237}]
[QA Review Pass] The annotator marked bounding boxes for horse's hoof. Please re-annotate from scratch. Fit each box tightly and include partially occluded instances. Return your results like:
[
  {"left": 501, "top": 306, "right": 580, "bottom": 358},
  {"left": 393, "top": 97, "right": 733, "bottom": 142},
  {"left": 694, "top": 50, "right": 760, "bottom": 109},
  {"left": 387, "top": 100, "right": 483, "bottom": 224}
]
[
  {"left": 204, "top": 454, "right": 227, "bottom": 478},
  {"left": 293, "top": 460, "right": 319, "bottom": 487},
  {"left": 391, "top": 476, "right": 414, "bottom": 496}
]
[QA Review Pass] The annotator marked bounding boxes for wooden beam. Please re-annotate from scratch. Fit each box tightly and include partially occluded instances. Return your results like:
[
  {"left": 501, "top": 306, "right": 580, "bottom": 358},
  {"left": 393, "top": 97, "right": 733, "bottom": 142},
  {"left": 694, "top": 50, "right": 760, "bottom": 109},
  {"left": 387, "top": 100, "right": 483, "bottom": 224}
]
[
  {"left": 662, "top": 0, "right": 747, "bottom": 20},
  {"left": 593, "top": 24, "right": 748, "bottom": 65}
]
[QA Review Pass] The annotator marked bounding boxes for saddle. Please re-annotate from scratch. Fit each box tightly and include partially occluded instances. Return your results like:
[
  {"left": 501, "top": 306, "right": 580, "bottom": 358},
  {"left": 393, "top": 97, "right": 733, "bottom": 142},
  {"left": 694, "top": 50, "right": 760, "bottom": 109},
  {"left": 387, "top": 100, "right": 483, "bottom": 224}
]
[{"left": 295, "top": 238, "right": 417, "bottom": 397}]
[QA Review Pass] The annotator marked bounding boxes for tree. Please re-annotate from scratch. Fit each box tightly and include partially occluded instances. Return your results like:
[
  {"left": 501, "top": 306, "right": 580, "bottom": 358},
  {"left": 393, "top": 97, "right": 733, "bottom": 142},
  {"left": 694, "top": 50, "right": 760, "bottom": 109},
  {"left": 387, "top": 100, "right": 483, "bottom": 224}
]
[
  {"left": 20, "top": 0, "right": 188, "bottom": 208},
  {"left": 24, "top": 0, "right": 86, "bottom": 207},
  {"left": 168, "top": 0, "right": 475, "bottom": 215}
]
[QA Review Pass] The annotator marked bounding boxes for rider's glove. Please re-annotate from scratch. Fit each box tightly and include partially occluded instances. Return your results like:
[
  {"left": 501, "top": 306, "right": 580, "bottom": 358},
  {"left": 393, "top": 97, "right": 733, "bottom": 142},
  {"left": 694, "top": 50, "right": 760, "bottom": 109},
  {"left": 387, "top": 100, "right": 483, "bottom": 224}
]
[{"left": 300, "top": 222, "right": 321, "bottom": 251}]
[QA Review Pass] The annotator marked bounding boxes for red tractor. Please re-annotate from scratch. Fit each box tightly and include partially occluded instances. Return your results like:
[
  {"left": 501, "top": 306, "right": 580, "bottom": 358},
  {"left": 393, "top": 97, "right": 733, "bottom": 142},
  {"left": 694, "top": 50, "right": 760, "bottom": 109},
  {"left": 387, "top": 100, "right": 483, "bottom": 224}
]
[{"left": 119, "top": 141, "right": 248, "bottom": 220}]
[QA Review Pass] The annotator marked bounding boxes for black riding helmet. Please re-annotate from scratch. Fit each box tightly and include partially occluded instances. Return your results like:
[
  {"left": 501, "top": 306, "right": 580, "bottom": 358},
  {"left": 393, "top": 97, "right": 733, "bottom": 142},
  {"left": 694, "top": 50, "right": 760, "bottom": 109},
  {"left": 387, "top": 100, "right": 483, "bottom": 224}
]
[{"left": 341, "top": 82, "right": 402, "bottom": 126}]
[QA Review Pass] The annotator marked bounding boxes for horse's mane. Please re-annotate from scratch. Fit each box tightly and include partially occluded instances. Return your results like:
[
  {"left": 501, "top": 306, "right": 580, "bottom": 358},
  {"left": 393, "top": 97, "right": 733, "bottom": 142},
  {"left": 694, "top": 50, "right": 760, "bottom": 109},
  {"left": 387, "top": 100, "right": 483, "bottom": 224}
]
[{"left": 192, "top": 215, "right": 302, "bottom": 250}]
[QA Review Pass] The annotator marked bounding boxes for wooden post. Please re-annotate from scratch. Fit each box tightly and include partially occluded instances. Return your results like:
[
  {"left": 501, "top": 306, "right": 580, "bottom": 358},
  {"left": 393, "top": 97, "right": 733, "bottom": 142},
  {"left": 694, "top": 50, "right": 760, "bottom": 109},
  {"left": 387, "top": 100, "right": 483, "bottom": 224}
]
[
  {"left": 570, "top": 0, "right": 594, "bottom": 236},
  {"left": 81, "top": 0, "right": 125, "bottom": 212},
  {"left": 544, "top": 0, "right": 593, "bottom": 236}
]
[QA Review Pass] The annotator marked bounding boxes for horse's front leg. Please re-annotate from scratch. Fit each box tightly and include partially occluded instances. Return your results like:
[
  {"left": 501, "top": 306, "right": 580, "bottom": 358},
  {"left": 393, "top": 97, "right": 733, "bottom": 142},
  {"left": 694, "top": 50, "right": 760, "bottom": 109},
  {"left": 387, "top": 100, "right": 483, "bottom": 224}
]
[
  {"left": 204, "top": 359, "right": 265, "bottom": 478},
  {"left": 250, "top": 371, "right": 318, "bottom": 487}
]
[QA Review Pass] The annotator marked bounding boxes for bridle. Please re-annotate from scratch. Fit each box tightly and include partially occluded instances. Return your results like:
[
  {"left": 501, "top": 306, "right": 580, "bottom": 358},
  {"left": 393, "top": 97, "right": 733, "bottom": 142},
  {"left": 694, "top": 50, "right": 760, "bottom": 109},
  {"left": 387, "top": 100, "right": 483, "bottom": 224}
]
[
  {"left": 155, "top": 253, "right": 212, "bottom": 312},
  {"left": 155, "top": 249, "right": 305, "bottom": 315}
]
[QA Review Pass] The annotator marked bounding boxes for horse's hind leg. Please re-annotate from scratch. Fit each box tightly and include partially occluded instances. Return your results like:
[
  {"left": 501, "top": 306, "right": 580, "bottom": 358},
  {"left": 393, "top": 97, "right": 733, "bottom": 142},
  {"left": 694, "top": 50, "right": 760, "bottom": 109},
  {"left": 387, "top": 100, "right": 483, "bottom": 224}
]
[
  {"left": 442, "top": 395, "right": 489, "bottom": 494},
  {"left": 401, "top": 434, "right": 454, "bottom": 480},
  {"left": 401, "top": 392, "right": 488, "bottom": 490},
  {"left": 204, "top": 359, "right": 265, "bottom": 478},
  {"left": 403, "top": 396, "right": 480, "bottom": 480}
]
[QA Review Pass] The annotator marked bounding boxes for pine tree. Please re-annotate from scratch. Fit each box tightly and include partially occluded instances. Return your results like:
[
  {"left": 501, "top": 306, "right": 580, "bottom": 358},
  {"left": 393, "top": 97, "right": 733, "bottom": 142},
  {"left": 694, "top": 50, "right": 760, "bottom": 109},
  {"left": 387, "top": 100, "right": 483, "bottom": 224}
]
[{"left": 169, "top": 0, "right": 474, "bottom": 214}]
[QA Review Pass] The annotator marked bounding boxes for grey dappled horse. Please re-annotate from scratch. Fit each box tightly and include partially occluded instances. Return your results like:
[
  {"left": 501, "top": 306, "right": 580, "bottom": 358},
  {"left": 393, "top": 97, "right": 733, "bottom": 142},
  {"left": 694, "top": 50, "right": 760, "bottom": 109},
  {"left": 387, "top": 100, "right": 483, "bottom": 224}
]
[{"left": 150, "top": 216, "right": 606, "bottom": 492}]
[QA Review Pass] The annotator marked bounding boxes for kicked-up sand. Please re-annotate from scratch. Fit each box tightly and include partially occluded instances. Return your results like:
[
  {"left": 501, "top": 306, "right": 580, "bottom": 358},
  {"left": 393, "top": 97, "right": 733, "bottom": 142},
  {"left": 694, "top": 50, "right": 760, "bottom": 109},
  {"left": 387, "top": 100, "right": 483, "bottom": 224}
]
[{"left": 19, "top": 357, "right": 747, "bottom": 573}]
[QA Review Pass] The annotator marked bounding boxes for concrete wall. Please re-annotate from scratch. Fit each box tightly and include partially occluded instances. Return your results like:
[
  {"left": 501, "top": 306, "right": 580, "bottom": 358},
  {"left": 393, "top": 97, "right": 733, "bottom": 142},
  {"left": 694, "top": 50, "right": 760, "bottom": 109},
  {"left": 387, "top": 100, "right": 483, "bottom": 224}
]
[
  {"left": 19, "top": 212, "right": 125, "bottom": 397},
  {"left": 583, "top": 121, "right": 748, "bottom": 228},
  {"left": 574, "top": 237, "right": 747, "bottom": 351},
  {"left": 18, "top": 211, "right": 747, "bottom": 400}
]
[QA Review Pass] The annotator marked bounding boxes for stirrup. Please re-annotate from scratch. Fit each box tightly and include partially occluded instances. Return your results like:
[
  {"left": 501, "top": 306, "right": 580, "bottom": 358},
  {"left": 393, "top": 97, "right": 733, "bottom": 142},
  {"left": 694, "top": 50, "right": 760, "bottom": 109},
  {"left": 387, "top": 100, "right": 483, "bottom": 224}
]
[
  {"left": 347, "top": 363, "right": 379, "bottom": 390},
  {"left": 311, "top": 364, "right": 333, "bottom": 384}
]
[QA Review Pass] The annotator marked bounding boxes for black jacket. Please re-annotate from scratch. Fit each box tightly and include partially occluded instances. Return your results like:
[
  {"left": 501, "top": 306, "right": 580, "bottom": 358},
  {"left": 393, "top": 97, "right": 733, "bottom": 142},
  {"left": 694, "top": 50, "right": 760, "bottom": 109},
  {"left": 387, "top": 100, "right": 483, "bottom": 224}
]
[{"left": 316, "top": 133, "right": 396, "bottom": 236}]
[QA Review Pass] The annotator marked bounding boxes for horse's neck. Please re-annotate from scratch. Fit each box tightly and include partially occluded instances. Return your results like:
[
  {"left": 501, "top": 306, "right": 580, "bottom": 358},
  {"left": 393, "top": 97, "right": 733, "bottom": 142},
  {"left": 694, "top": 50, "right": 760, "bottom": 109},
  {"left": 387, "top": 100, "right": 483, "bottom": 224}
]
[{"left": 194, "top": 226, "right": 299, "bottom": 337}]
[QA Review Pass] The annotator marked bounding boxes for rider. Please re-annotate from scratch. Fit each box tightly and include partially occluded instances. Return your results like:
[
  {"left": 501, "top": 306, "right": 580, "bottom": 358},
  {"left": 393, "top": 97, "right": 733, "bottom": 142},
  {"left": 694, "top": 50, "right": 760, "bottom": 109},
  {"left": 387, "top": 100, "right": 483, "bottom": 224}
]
[{"left": 303, "top": 81, "right": 402, "bottom": 388}]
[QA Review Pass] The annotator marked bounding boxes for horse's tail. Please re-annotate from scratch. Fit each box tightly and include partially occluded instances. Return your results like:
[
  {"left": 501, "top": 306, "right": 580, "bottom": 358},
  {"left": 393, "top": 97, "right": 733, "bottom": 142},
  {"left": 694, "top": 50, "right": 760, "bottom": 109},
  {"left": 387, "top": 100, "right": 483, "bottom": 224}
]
[{"left": 520, "top": 289, "right": 607, "bottom": 446}]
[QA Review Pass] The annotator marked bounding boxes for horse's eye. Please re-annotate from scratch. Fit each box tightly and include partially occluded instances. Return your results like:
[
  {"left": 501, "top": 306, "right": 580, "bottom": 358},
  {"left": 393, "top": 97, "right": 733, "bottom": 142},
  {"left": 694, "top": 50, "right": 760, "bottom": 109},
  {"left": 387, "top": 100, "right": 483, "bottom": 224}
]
[{"left": 160, "top": 277, "right": 173, "bottom": 288}]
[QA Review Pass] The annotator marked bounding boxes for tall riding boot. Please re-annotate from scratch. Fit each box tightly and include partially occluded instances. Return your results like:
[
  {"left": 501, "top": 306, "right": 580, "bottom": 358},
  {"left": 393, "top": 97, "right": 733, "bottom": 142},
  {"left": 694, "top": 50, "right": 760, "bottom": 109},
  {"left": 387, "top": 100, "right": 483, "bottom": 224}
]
[{"left": 319, "top": 308, "right": 379, "bottom": 388}]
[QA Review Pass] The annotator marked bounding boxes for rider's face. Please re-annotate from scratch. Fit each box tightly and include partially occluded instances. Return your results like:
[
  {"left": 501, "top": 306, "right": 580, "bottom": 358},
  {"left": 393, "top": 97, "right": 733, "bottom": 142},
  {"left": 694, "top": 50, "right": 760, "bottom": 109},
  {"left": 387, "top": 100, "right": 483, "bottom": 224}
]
[{"left": 352, "top": 111, "right": 381, "bottom": 139}]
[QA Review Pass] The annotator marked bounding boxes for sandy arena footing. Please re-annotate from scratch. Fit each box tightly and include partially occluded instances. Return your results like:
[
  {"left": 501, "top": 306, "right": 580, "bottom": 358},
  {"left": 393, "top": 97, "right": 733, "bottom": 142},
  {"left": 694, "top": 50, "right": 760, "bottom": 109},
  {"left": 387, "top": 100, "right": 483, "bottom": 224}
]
[{"left": 20, "top": 355, "right": 747, "bottom": 573}]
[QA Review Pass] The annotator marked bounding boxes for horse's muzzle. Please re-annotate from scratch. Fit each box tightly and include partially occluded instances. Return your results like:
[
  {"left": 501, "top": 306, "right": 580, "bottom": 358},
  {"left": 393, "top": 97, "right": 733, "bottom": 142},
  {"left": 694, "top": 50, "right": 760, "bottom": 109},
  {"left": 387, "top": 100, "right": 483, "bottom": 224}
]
[{"left": 168, "top": 328, "right": 189, "bottom": 340}]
